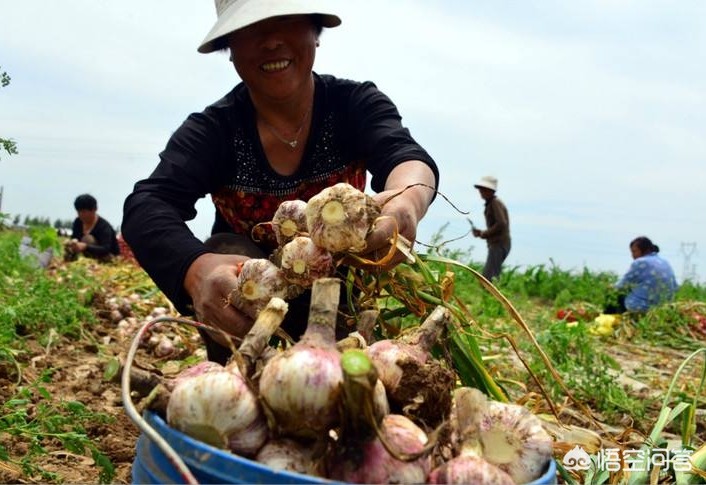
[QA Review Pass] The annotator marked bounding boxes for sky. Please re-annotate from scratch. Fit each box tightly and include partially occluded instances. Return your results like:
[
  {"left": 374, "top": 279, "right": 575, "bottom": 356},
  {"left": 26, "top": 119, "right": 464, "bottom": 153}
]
[{"left": 1, "top": 1, "right": 704, "bottom": 283}]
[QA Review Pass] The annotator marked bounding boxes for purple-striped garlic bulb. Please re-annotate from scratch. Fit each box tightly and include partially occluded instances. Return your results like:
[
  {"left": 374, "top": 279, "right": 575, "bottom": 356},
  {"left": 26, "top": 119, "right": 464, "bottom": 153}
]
[
  {"left": 452, "top": 387, "right": 554, "bottom": 484},
  {"left": 255, "top": 438, "right": 323, "bottom": 477},
  {"left": 366, "top": 305, "right": 455, "bottom": 426},
  {"left": 428, "top": 454, "right": 514, "bottom": 485},
  {"left": 165, "top": 298, "right": 289, "bottom": 457},
  {"left": 329, "top": 349, "right": 428, "bottom": 484},
  {"left": 258, "top": 278, "right": 343, "bottom": 440},
  {"left": 332, "top": 414, "right": 431, "bottom": 484},
  {"left": 166, "top": 362, "right": 268, "bottom": 457},
  {"left": 272, "top": 199, "right": 308, "bottom": 246},
  {"left": 305, "top": 182, "right": 381, "bottom": 254},
  {"left": 279, "top": 236, "right": 335, "bottom": 287},
  {"left": 228, "top": 258, "right": 296, "bottom": 319}
]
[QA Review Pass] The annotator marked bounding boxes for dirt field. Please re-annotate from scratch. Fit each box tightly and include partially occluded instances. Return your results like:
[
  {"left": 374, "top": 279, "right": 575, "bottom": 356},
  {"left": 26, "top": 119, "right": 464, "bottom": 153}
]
[{"left": 0, "top": 259, "right": 201, "bottom": 484}]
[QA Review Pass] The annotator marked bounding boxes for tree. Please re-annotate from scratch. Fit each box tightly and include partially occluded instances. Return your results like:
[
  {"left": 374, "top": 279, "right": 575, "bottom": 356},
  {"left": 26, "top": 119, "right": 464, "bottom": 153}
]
[{"left": 1, "top": 67, "right": 19, "bottom": 161}]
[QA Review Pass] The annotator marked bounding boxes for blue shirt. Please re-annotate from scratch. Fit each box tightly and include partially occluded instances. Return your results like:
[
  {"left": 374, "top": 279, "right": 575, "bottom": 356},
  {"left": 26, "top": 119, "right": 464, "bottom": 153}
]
[{"left": 615, "top": 252, "right": 678, "bottom": 312}]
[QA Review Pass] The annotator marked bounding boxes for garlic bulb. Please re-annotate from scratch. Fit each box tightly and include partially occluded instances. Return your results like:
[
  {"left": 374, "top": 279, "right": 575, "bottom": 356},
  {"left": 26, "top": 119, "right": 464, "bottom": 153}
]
[
  {"left": 256, "top": 438, "right": 322, "bottom": 476},
  {"left": 258, "top": 278, "right": 343, "bottom": 439},
  {"left": 305, "top": 182, "right": 380, "bottom": 254},
  {"left": 366, "top": 306, "right": 455, "bottom": 426},
  {"left": 428, "top": 454, "right": 514, "bottom": 485},
  {"left": 272, "top": 199, "right": 308, "bottom": 246},
  {"left": 453, "top": 387, "right": 554, "bottom": 484},
  {"left": 166, "top": 364, "right": 268, "bottom": 456},
  {"left": 331, "top": 414, "right": 431, "bottom": 484},
  {"left": 228, "top": 258, "right": 293, "bottom": 319},
  {"left": 330, "top": 349, "right": 429, "bottom": 484},
  {"left": 279, "top": 236, "right": 334, "bottom": 287}
]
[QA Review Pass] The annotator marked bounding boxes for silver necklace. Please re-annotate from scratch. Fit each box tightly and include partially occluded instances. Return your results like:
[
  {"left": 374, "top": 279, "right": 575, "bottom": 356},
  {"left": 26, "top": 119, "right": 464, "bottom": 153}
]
[{"left": 260, "top": 109, "right": 310, "bottom": 149}]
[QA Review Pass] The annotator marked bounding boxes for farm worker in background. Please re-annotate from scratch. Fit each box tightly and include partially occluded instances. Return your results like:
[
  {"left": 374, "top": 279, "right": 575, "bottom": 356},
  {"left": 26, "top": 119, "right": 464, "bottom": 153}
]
[
  {"left": 65, "top": 194, "right": 120, "bottom": 262},
  {"left": 472, "top": 176, "right": 511, "bottom": 281},
  {"left": 121, "top": 0, "right": 439, "bottom": 364},
  {"left": 605, "top": 236, "right": 678, "bottom": 313}
]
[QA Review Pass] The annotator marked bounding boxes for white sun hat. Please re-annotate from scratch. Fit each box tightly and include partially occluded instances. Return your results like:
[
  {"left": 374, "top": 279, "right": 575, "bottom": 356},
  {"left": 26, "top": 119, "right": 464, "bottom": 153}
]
[
  {"left": 198, "top": 0, "right": 342, "bottom": 53},
  {"left": 474, "top": 176, "right": 498, "bottom": 191}
]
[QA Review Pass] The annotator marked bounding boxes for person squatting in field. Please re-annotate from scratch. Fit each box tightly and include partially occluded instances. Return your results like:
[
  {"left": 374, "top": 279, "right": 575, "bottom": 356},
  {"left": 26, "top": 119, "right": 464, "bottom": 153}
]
[
  {"left": 121, "top": 0, "right": 439, "bottom": 363},
  {"left": 605, "top": 236, "right": 678, "bottom": 314},
  {"left": 472, "top": 176, "right": 511, "bottom": 281},
  {"left": 65, "top": 194, "right": 120, "bottom": 262}
]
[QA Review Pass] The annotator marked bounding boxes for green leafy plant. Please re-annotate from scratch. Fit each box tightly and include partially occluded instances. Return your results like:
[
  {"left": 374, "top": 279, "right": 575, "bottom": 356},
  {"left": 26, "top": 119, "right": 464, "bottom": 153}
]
[
  {"left": 0, "top": 231, "right": 98, "bottom": 348},
  {"left": 1, "top": 66, "right": 19, "bottom": 160},
  {"left": 0, "top": 369, "right": 115, "bottom": 483},
  {"left": 27, "top": 225, "right": 62, "bottom": 254}
]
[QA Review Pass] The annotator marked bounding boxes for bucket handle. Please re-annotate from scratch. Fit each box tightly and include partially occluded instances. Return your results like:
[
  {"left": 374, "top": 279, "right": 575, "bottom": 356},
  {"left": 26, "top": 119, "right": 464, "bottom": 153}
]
[{"left": 122, "top": 316, "right": 206, "bottom": 485}]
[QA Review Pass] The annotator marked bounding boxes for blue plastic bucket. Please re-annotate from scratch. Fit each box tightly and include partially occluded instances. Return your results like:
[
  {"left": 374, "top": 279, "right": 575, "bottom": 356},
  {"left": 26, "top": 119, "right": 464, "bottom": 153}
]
[
  {"left": 132, "top": 411, "right": 333, "bottom": 484},
  {"left": 526, "top": 459, "right": 557, "bottom": 485},
  {"left": 132, "top": 411, "right": 557, "bottom": 484}
]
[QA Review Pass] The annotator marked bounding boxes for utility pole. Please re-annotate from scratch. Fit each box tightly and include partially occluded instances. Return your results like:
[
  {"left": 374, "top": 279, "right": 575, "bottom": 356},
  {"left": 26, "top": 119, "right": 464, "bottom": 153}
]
[{"left": 680, "top": 242, "right": 698, "bottom": 282}]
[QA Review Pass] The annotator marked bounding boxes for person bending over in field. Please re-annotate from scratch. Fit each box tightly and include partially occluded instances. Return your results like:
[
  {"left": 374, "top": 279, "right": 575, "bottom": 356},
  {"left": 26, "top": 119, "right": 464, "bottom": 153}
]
[
  {"left": 121, "top": 0, "right": 439, "bottom": 364},
  {"left": 65, "top": 194, "right": 120, "bottom": 263},
  {"left": 605, "top": 236, "right": 678, "bottom": 314}
]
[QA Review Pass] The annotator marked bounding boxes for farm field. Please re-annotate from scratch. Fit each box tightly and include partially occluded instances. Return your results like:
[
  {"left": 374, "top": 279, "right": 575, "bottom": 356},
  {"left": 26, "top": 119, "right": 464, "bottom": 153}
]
[{"left": 1, "top": 227, "right": 704, "bottom": 484}]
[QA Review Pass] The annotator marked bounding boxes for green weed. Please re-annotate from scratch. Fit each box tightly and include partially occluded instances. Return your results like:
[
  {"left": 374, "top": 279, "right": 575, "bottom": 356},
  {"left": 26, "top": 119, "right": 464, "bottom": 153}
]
[
  {"left": 0, "top": 369, "right": 115, "bottom": 483},
  {"left": 0, "top": 228, "right": 114, "bottom": 483},
  {"left": 0, "top": 231, "right": 99, "bottom": 349},
  {"left": 529, "top": 320, "right": 648, "bottom": 421}
]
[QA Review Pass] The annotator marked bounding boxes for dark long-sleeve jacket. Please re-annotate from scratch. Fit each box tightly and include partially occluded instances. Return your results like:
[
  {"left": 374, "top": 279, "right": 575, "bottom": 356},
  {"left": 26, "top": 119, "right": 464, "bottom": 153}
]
[
  {"left": 122, "top": 73, "right": 438, "bottom": 314},
  {"left": 71, "top": 216, "right": 120, "bottom": 258},
  {"left": 483, "top": 196, "right": 510, "bottom": 247}
]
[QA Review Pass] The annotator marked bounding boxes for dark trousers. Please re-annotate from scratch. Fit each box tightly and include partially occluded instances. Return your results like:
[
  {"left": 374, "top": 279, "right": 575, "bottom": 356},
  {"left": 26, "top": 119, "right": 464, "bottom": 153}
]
[
  {"left": 483, "top": 242, "right": 511, "bottom": 281},
  {"left": 604, "top": 293, "right": 627, "bottom": 314}
]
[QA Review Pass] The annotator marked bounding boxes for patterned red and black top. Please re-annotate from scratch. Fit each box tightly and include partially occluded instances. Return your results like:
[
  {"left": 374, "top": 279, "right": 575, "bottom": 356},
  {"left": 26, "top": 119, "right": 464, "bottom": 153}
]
[{"left": 122, "top": 74, "right": 438, "bottom": 313}]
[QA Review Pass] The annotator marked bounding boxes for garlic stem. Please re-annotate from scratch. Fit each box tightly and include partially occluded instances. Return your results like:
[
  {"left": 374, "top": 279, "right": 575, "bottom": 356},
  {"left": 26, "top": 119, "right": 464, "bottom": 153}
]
[
  {"left": 258, "top": 278, "right": 344, "bottom": 439},
  {"left": 237, "top": 297, "right": 288, "bottom": 376},
  {"left": 302, "top": 277, "right": 340, "bottom": 344},
  {"left": 339, "top": 349, "right": 381, "bottom": 442}
]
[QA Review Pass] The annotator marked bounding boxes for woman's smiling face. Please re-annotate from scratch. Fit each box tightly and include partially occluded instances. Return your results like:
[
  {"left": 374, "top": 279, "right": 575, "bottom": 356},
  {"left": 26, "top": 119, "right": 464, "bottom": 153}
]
[{"left": 227, "top": 15, "right": 318, "bottom": 103}]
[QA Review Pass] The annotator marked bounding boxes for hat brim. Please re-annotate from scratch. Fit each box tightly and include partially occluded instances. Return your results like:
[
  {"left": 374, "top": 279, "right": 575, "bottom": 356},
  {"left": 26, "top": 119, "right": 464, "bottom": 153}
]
[
  {"left": 198, "top": 0, "right": 341, "bottom": 54},
  {"left": 474, "top": 183, "right": 496, "bottom": 191}
]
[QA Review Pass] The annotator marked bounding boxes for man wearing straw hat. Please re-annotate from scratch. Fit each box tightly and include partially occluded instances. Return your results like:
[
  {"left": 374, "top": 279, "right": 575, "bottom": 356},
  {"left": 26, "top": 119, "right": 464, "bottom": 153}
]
[{"left": 472, "top": 176, "right": 511, "bottom": 281}]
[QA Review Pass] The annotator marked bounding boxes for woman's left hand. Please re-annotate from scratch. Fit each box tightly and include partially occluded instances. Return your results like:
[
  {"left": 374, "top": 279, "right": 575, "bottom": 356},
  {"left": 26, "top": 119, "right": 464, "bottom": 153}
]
[
  {"left": 357, "top": 160, "right": 437, "bottom": 270},
  {"left": 71, "top": 240, "right": 88, "bottom": 252},
  {"left": 358, "top": 189, "right": 421, "bottom": 270}
]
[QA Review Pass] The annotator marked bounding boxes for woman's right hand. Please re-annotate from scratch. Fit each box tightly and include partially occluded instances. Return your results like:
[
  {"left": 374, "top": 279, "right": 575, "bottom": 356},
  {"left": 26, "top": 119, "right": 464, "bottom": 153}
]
[{"left": 183, "top": 253, "right": 254, "bottom": 345}]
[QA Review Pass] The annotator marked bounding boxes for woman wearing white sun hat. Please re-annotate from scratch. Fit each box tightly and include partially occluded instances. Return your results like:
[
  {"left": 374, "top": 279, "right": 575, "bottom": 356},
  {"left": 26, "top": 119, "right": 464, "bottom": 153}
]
[{"left": 122, "top": 0, "right": 439, "bottom": 363}]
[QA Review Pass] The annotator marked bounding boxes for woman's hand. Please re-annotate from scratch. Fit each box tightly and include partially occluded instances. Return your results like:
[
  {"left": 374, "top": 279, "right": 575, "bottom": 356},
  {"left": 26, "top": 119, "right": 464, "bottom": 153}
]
[
  {"left": 184, "top": 252, "right": 254, "bottom": 345},
  {"left": 69, "top": 240, "right": 88, "bottom": 253},
  {"left": 359, "top": 188, "right": 420, "bottom": 269},
  {"left": 359, "top": 161, "right": 436, "bottom": 270}
]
